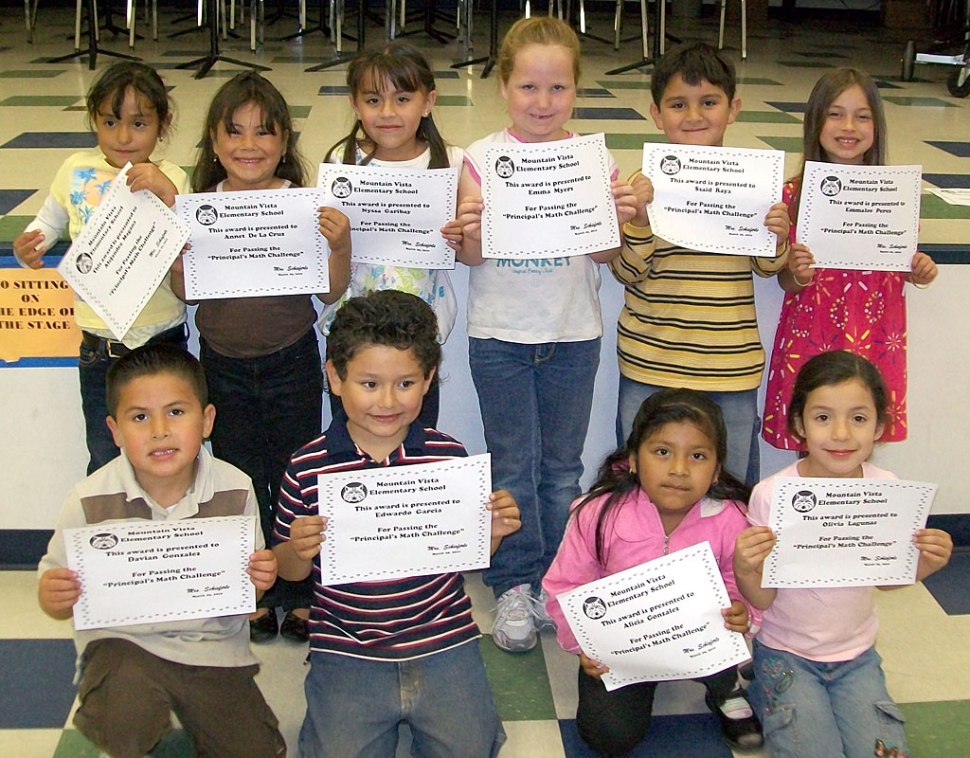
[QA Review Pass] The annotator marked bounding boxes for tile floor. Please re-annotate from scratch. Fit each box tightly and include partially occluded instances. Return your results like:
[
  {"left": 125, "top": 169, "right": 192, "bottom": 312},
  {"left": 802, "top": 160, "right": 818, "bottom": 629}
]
[{"left": 1, "top": 3, "right": 969, "bottom": 757}]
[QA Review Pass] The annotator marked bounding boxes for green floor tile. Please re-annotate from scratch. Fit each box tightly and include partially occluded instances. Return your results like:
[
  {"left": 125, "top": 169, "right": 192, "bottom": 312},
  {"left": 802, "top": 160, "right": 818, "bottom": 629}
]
[
  {"left": 604, "top": 133, "right": 666, "bottom": 150},
  {"left": 757, "top": 135, "right": 803, "bottom": 153},
  {"left": 736, "top": 110, "right": 802, "bottom": 123},
  {"left": 0, "top": 95, "right": 83, "bottom": 107},
  {"left": 289, "top": 105, "right": 312, "bottom": 119},
  {"left": 54, "top": 728, "right": 195, "bottom": 758},
  {"left": 481, "top": 637, "right": 557, "bottom": 722},
  {"left": 0, "top": 69, "right": 66, "bottom": 78},
  {"left": 883, "top": 96, "right": 958, "bottom": 108},
  {"left": 596, "top": 80, "right": 651, "bottom": 90},
  {"left": 900, "top": 700, "right": 970, "bottom": 757},
  {"left": 737, "top": 77, "right": 783, "bottom": 85},
  {"left": 0, "top": 215, "right": 32, "bottom": 243},
  {"left": 920, "top": 194, "right": 970, "bottom": 219},
  {"left": 435, "top": 95, "right": 472, "bottom": 106}
]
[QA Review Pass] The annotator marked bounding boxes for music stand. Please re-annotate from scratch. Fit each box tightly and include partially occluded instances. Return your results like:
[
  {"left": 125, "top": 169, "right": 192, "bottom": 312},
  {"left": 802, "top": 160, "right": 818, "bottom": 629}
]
[
  {"left": 605, "top": 0, "right": 676, "bottom": 75},
  {"left": 176, "top": 0, "right": 271, "bottom": 79},
  {"left": 47, "top": 0, "right": 140, "bottom": 69},
  {"left": 451, "top": 0, "right": 498, "bottom": 79},
  {"left": 304, "top": 0, "right": 366, "bottom": 72}
]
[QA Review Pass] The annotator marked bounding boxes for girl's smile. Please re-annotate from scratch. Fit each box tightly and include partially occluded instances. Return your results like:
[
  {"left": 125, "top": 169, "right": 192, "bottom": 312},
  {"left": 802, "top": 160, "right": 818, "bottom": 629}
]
[{"left": 211, "top": 102, "right": 288, "bottom": 191}]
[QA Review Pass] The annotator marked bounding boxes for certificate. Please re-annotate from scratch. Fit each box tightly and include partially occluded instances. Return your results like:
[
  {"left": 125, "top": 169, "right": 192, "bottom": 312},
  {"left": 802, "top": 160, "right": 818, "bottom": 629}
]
[
  {"left": 57, "top": 163, "right": 190, "bottom": 339},
  {"left": 763, "top": 477, "right": 937, "bottom": 588},
  {"left": 481, "top": 133, "right": 620, "bottom": 259},
  {"left": 558, "top": 542, "right": 750, "bottom": 692},
  {"left": 176, "top": 188, "right": 329, "bottom": 299},
  {"left": 797, "top": 162, "right": 922, "bottom": 271},
  {"left": 317, "top": 162, "right": 459, "bottom": 269},
  {"left": 64, "top": 516, "right": 257, "bottom": 630},
  {"left": 315, "top": 454, "right": 492, "bottom": 584},
  {"left": 644, "top": 144, "right": 783, "bottom": 257}
]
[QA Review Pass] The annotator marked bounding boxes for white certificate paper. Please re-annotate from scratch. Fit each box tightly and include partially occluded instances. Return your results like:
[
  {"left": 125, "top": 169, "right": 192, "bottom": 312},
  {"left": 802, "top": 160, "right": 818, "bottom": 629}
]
[
  {"left": 558, "top": 542, "right": 750, "bottom": 691},
  {"left": 316, "top": 454, "right": 492, "bottom": 584},
  {"left": 57, "top": 163, "right": 190, "bottom": 339},
  {"left": 64, "top": 516, "right": 257, "bottom": 630},
  {"left": 317, "top": 163, "right": 459, "bottom": 269},
  {"left": 643, "top": 144, "right": 783, "bottom": 257},
  {"left": 763, "top": 477, "right": 937, "bottom": 588},
  {"left": 798, "top": 162, "right": 922, "bottom": 271},
  {"left": 176, "top": 188, "right": 330, "bottom": 299},
  {"left": 481, "top": 133, "right": 620, "bottom": 259}
]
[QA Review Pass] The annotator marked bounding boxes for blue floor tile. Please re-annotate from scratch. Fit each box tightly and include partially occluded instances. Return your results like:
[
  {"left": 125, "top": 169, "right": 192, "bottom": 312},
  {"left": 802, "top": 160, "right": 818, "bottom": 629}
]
[
  {"left": 922, "top": 550, "right": 970, "bottom": 615},
  {"left": 0, "top": 639, "right": 77, "bottom": 728},
  {"left": 559, "top": 713, "right": 733, "bottom": 757},
  {"left": 926, "top": 141, "right": 970, "bottom": 157},
  {"left": 923, "top": 174, "right": 970, "bottom": 189},
  {"left": 2, "top": 133, "right": 98, "bottom": 149},
  {"left": 573, "top": 107, "right": 645, "bottom": 121},
  {"left": 765, "top": 101, "right": 808, "bottom": 113},
  {"left": 0, "top": 189, "right": 35, "bottom": 215}
]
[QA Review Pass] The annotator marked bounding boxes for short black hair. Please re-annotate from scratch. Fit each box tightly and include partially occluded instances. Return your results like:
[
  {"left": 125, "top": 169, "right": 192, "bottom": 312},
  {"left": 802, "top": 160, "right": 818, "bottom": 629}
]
[
  {"left": 327, "top": 290, "right": 440, "bottom": 380},
  {"left": 106, "top": 343, "right": 208, "bottom": 417},
  {"left": 651, "top": 42, "right": 737, "bottom": 105}
]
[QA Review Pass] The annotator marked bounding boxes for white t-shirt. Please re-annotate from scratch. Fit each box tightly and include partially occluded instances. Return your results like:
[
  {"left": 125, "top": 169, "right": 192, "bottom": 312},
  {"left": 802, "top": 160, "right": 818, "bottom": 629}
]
[{"left": 463, "top": 130, "right": 618, "bottom": 344}]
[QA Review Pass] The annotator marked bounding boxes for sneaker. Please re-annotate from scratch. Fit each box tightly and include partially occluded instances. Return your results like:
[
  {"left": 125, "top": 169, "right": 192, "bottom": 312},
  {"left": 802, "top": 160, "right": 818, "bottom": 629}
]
[
  {"left": 492, "top": 585, "right": 537, "bottom": 652},
  {"left": 706, "top": 688, "right": 763, "bottom": 750},
  {"left": 532, "top": 587, "right": 557, "bottom": 633}
]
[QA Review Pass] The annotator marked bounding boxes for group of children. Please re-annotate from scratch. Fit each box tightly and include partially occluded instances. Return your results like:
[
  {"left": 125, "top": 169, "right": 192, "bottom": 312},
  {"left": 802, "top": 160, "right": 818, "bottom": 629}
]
[{"left": 21, "top": 12, "right": 953, "bottom": 758}]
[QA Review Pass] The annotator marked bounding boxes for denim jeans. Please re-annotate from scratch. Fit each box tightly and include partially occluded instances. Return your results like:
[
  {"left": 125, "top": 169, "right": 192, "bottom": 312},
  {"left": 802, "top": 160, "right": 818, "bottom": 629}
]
[
  {"left": 200, "top": 328, "right": 321, "bottom": 611},
  {"left": 616, "top": 375, "right": 761, "bottom": 487},
  {"left": 749, "top": 640, "right": 908, "bottom": 758},
  {"left": 469, "top": 337, "right": 600, "bottom": 597},
  {"left": 78, "top": 324, "right": 188, "bottom": 476},
  {"left": 299, "top": 643, "right": 505, "bottom": 758}
]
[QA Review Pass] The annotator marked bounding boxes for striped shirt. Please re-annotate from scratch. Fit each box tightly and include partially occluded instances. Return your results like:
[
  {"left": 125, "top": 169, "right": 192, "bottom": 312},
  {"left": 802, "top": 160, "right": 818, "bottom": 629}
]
[
  {"left": 609, "top": 221, "right": 787, "bottom": 392},
  {"left": 273, "top": 421, "right": 480, "bottom": 661}
]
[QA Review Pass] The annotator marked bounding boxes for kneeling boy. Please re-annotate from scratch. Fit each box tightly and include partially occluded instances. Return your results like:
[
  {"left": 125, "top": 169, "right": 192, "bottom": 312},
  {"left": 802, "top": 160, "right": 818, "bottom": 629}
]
[
  {"left": 273, "top": 290, "right": 521, "bottom": 758},
  {"left": 38, "top": 344, "right": 285, "bottom": 758}
]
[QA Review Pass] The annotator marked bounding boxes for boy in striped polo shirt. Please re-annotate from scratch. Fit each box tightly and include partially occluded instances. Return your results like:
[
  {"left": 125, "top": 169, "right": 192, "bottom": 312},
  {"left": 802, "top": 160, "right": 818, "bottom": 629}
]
[
  {"left": 610, "top": 42, "right": 791, "bottom": 485},
  {"left": 272, "top": 290, "right": 521, "bottom": 758}
]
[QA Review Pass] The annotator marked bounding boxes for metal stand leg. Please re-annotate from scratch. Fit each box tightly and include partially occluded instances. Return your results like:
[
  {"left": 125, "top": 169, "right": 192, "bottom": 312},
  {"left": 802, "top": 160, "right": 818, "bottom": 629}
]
[
  {"left": 175, "top": 0, "right": 271, "bottom": 79},
  {"left": 452, "top": 0, "right": 498, "bottom": 79},
  {"left": 47, "top": 0, "right": 141, "bottom": 69},
  {"left": 304, "top": 0, "right": 362, "bottom": 72}
]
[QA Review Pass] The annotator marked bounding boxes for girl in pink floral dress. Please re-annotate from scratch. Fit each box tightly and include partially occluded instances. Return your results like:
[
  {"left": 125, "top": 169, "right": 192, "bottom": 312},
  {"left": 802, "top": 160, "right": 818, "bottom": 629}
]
[{"left": 762, "top": 68, "right": 938, "bottom": 450}]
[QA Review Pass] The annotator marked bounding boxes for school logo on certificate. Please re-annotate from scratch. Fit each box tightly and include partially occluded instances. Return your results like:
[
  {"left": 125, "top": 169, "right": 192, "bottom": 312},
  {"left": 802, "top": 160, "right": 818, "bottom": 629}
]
[
  {"left": 659, "top": 155, "right": 682, "bottom": 175},
  {"left": 494, "top": 156, "right": 515, "bottom": 178},
  {"left": 340, "top": 482, "right": 368, "bottom": 503},
  {"left": 583, "top": 596, "right": 608, "bottom": 620},
  {"left": 89, "top": 533, "right": 120, "bottom": 550},
  {"left": 196, "top": 205, "right": 219, "bottom": 225},
  {"left": 820, "top": 176, "right": 843, "bottom": 196}
]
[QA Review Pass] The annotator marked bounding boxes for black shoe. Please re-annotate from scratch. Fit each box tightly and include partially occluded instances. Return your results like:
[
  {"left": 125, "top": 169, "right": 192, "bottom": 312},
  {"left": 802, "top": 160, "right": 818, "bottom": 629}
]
[
  {"left": 279, "top": 611, "right": 309, "bottom": 643},
  {"left": 249, "top": 610, "right": 278, "bottom": 643},
  {"left": 706, "top": 688, "right": 763, "bottom": 750}
]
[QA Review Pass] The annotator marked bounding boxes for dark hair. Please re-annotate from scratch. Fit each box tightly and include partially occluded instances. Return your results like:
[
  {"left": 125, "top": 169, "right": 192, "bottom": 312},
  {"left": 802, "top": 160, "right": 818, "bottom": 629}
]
[
  {"left": 326, "top": 41, "right": 450, "bottom": 169},
  {"left": 106, "top": 343, "right": 208, "bottom": 417},
  {"left": 575, "top": 388, "right": 749, "bottom": 564},
  {"left": 787, "top": 351, "right": 890, "bottom": 440},
  {"left": 85, "top": 61, "right": 173, "bottom": 135},
  {"left": 327, "top": 290, "right": 441, "bottom": 380},
  {"left": 651, "top": 42, "right": 737, "bottom": 105},
  {"left": 498, "top": 16, "right": 581, "bottom": 86},
  {"left": 192, "top": 72, "right": 307, "bottom": 191}
]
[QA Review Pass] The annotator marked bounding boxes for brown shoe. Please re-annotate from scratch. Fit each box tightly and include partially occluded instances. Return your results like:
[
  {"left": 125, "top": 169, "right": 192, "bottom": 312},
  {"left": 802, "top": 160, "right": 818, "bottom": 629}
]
[
  {"left": 249, "top": 610, "right": 278, "bottom": 643},
  {"left": 280, "top": 611, "right": 309, "bottom": 643}
]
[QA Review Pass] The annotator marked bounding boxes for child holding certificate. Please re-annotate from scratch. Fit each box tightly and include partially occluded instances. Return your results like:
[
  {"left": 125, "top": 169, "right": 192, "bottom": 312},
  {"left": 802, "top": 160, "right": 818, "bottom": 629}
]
[
  {"left": 13, "top": 62, "right": 190, "bottom": 476},
  {"left": 38, "top": 343, "right": 285, "bottom": 758},
  {"left": 543, "top": 389, "right": 762, "bottom": 753},
  {"left": 735, "top": 350, "right": 952, "bottom": 758},
  {"left": 172, "top": 72, "right": 352, "bottom": 644},
  {"left": 610, "top": 43, "right": 790, "bottom": 488},
  {"left": 762, "top": 68, "right": 938, "bottom": 451},
  {"left": 272, "top": 290, "right": 521, "bottom": 758},
  {"left": 320, "top": 41, "right": 463, "bottom": 426},
  {"left": 456, "top": 16, "right": 638, "bottom": 654}
]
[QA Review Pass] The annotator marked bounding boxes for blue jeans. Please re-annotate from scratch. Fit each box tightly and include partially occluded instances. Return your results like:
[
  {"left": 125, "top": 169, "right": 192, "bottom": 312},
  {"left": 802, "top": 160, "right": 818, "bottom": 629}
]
[
  {"left": 200, "top": 328, "right": 321, "bottom": 611},
  {"left": 616, "top": 375, "right": 761, "bottom": 487},
  {"left": 749, "top": 640, "right": 907, "bottom": 758},
  {"left": 299, "top": 643, "right": 505, "bottom": 758},
  {"left": 78, "top": 324, "right": 188, "bottom": 476},
  {"left": 469, "top": 337, "right": 600, "bottom": 597}
]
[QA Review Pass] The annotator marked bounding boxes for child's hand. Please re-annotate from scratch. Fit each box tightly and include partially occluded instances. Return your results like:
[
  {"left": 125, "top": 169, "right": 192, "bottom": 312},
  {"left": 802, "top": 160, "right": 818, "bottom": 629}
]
[
  {"left": 289, "top": 515, "right": 328, "bottom": 561},
  {"left": 629, "top": 173, "right": 654, "bottom": 226},
  {"left": 441, "top": 218, "right": 463, "bottom": 251},
  {"left": 611, "top": 179, "right": 638, "bottom": 226},
  {"left": 909, "top": 251, "right": 938, "bottom": 287},
  {"left": 579, "top": 652, "right": 610, "bottom": 679},
  {"left": 247, "top": 549, "right": 278, "bottom": 591},
  {"left": 488, "top": 490, "right": 521, "bottom": 554},
  {"left": 456, "top": 196, "right": 484, "bottom": 244},
  {"left": 38, "top": 567, "right": 81, "bottom": 618},
  {"left": 734, "top": 526, "right": 776, "bottom": 577},
  {"left": 788, "top": 242, "right": 816, "bottom": 286},
  {"left": 126, "top": 163, "right": 179, "bottom": 207},
  {"left": 319, "top": 207, "right": 352, "bottom": 258},
  {"left": 13, "top": 229, "right": 47, "bottom": 269},
  {"left": 721, "top": 599, "right": 749, "bottom": 633},
  {"left": 915, "top": 528, "right": 952, "bottom": 581},
  {"left": 765, "top": 202, "right": 791, "bottom": 247},
  {"left": 170, "top": 244, "right": 189, "bottom": 276}
]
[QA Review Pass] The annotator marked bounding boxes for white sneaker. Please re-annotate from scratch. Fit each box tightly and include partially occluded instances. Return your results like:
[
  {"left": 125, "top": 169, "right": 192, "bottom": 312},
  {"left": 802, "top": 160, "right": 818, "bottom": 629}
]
[
  {"left": 532, "top": 587, "right": 557, "bottom": 633},
  {"left": 492, "top": 584, "right": 537, "bottom": 652}
]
